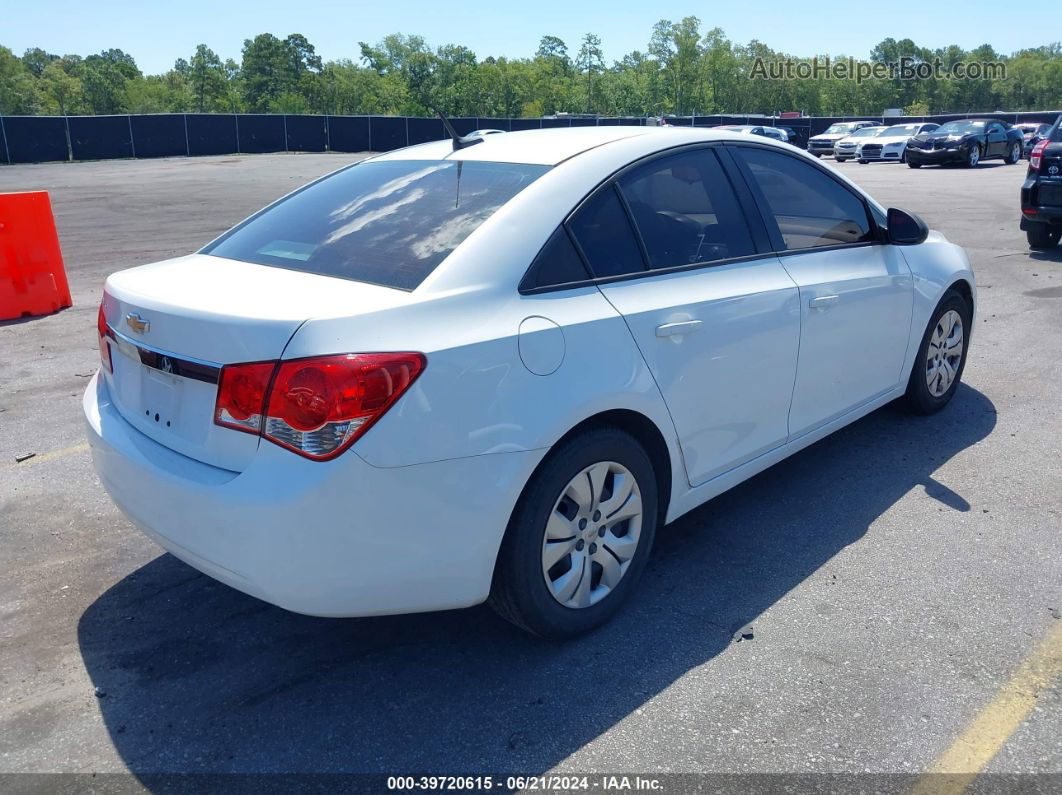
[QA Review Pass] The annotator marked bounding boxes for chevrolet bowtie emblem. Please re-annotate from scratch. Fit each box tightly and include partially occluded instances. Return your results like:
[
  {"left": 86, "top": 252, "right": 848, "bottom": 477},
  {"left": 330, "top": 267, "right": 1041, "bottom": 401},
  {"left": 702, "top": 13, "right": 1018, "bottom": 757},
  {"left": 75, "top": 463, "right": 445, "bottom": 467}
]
[{"left": 125, "top": 312, "right": 150, "bottom": 334}]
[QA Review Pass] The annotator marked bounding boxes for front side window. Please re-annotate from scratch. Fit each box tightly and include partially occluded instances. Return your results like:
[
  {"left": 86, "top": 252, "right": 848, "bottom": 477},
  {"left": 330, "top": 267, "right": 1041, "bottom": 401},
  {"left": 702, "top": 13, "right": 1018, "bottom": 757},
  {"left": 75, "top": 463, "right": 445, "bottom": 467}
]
[
  {"left": 618, "top": 148, "right": 755, "bottom": 269},
  {"left": 203, "top": 160, "right": 549, "bottom": 290},
  {"left": 734, "top": 147, "right": 873, "bottom": 251}
]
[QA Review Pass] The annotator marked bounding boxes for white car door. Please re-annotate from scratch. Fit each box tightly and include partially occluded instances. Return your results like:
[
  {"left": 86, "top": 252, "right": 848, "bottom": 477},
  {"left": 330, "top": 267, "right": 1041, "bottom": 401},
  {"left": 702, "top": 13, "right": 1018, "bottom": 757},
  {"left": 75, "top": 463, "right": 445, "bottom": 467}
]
[
  {"left": 566, "top": 147, "right": 801, "bottom": 487},
  {"left": 729, "top": 144, "right": 913, "bottom": 437}
]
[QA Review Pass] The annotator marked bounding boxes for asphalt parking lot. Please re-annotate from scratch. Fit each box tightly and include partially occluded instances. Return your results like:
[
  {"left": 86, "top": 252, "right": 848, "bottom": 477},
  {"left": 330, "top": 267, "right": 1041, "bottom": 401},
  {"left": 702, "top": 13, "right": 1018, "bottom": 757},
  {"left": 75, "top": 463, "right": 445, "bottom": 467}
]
[{"left": 1, "top": 150, "right": 1060, "bottom": 786}]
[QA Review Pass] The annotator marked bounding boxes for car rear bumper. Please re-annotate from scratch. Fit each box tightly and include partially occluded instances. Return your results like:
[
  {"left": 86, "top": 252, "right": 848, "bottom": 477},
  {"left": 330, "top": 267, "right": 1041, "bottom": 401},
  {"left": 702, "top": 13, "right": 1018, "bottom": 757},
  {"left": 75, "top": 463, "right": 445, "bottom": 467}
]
[
  {"left": 905, "top": 147, "right": 966, "bottom": 165},
  {"left": 1020, "top": 177, "right": 1062, "bottom": 225},
  {"left": 84, "top": 372, "right": 542, "bottom": 617}
]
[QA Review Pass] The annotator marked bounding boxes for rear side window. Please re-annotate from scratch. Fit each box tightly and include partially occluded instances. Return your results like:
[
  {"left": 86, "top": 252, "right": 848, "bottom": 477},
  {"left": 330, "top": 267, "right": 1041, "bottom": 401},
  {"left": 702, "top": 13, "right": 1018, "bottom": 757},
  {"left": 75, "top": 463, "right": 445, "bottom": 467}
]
[
  {"left": 734, "top": 147, "right": 873, "bottom": 251},
  {"left": 567, "top": 186, "right": 646, "bottom": 278},
  {"left": 522, "top": 227, "right": 590, "bottom": 291},
  {"left": 203, "top": 160, "right": 549, "bottom": 290},
  {"left": 618, "top": 148, "right": 755, "bottom": 269}
]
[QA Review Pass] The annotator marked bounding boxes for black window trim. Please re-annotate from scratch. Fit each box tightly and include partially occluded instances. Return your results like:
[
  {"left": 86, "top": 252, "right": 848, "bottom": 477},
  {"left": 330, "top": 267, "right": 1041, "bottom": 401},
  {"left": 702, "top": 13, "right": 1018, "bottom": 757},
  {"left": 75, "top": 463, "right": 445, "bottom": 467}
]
[
  {"left": 518, "top": 142, "right": 774, "bottom": 295},
  {"left": 723, "top": 140, "right": 885, "bottom": 258}
]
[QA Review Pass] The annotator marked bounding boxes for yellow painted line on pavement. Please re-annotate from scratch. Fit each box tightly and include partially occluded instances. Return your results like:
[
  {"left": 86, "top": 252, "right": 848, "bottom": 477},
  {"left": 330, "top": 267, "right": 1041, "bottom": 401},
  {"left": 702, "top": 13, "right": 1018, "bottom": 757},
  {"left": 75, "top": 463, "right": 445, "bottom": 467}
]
[
  {"left": 912, "top": 620, "right": 1062, "bottom": 795},
  {"left": 13, "top": 441, "right": 90, "bottom": 466}
]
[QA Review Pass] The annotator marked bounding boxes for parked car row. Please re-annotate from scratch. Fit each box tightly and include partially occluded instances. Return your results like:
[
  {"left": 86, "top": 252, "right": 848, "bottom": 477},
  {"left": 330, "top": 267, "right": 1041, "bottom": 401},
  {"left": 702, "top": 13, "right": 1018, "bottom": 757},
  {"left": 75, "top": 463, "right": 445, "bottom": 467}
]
[{"left": 813, "top": 119, "right": 1032, "bottom": 169}]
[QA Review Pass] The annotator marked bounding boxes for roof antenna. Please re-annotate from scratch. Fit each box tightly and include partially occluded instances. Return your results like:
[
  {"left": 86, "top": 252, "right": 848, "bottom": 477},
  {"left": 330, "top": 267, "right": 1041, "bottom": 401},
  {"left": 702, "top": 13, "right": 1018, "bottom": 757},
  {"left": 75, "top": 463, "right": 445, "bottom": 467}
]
[{"left": 434, "top": 108, "right": 482, "bottom": 151}]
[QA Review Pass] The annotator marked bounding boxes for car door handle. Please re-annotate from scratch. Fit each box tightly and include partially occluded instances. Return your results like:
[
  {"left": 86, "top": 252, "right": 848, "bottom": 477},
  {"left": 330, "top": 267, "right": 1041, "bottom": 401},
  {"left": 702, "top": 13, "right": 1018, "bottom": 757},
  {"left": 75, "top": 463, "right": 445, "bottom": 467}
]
[
  {"left": 656, "top": 320, "right": 703, "bottom": 337},
  {"left": 809, "top": 295, "right": 839, "bottom": 310}
]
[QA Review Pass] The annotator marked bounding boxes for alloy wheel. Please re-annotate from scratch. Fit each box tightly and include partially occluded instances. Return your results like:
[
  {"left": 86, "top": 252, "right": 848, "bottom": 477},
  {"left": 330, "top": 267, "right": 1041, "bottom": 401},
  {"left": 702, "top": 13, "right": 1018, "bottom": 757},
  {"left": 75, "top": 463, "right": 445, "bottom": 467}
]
[
  {"left": 541, "top": 461, "right": 643, "bottom": 609},
  {"left": 926, "top": 309, "right": 964, "bottom": 397},
  {"left": 968, "top": 146, "right": 980, "bottom": 167}
]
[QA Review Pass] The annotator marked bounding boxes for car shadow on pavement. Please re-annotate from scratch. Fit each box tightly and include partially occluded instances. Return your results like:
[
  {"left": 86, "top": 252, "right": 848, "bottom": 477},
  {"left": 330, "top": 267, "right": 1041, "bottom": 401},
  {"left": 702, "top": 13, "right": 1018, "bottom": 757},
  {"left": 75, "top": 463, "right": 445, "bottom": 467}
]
[{"left": 78, "top": 384, "right": 996, "bottom": 778}]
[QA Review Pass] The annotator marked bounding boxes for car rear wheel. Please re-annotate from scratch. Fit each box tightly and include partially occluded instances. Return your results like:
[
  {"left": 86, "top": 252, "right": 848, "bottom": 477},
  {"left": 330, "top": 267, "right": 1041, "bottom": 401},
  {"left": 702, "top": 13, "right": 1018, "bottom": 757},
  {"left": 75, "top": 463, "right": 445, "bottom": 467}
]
[
  {"left": 489, "top": 426, "right": 659, "bottom": 639},
  {"left": 1027, "top": 224, "right": 1061, "bottom": 250},
  {"left": 965, "top": 145, "right": 980, "bottom": 168},
  {"left": 903, "top": 290, "right": 971, "bottom": 415},
  {"left": 1005, "top": 142, "right": 1022, "bottom": 165}
]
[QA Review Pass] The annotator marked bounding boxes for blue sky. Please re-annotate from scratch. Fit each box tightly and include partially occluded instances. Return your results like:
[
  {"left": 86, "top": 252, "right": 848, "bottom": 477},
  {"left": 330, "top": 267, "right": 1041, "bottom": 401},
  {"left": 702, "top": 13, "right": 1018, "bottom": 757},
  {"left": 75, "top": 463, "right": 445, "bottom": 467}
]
[{"left": 5, "top": 0, "right": 1049, "bottom": 74}]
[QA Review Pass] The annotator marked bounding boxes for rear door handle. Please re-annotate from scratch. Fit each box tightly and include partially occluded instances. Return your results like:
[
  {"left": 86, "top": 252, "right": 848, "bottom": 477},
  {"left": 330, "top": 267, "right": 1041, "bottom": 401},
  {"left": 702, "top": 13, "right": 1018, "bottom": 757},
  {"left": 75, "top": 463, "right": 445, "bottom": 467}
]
[
  {"left": 809, "top": 295, "right": 839, "bottom": 310},
  {"left": 656, "top": 320, "right": 703, "bottom": 337}
]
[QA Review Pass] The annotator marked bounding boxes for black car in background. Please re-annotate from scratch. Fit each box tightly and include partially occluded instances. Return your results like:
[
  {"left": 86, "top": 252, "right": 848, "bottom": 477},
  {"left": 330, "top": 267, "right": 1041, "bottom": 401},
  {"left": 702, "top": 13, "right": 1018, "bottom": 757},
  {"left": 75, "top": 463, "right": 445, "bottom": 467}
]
[
  {"left": 1016, "top": 122, "right": 1052, "bottom": 158},
  {"left": 778, "top": 126, "right": 803, "bottom": 147},
  {"left": 906, "top": 119, "right": 1024, "bottom": 168},
  {"left": 1020, "top": 116, "right": 1062, "bottom": 250}
]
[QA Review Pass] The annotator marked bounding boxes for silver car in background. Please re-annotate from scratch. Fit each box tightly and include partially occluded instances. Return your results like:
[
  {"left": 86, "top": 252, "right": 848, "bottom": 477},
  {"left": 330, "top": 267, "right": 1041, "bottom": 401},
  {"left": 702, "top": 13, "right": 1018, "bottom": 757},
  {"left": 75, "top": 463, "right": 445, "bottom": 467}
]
[
  {"left": 833, "top": 126, "right": 886, "bottom": 162},
  {"left": 807, "top": 121, "right": 878, "bottom": 157}
]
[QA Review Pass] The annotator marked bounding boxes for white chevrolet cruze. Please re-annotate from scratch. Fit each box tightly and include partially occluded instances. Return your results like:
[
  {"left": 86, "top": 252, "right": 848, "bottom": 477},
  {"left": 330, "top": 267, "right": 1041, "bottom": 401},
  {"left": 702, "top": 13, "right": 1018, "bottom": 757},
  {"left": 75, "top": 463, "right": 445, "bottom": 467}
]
[{"left": 86, "top": 126, "right": 975, "bottom": 638}]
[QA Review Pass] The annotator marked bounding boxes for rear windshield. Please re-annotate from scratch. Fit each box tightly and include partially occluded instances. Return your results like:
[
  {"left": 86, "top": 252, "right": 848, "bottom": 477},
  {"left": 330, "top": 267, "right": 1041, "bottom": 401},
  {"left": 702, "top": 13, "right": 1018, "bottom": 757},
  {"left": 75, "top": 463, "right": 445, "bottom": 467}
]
[{"left": 203, "top": 159, "right": 549, "bottom": 290}]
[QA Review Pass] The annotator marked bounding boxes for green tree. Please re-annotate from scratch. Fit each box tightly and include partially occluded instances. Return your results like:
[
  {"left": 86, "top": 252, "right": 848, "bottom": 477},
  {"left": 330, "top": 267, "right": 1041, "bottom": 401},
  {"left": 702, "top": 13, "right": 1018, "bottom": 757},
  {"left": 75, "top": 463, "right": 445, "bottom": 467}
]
[
  {"left": 40, "top": 60, "right": 82, "bottom": 114},
  {"left": 22, "top": 47, "right": 58, "bottom": 77},
  {"left": 188, "top": 44, "right": 229, "bottom": 111},
  {"left": 0, "top": 46, "right": 43, "bottom": 114},
  {"left": 576, "top": 33, "right": 603, "bottom": 112}
]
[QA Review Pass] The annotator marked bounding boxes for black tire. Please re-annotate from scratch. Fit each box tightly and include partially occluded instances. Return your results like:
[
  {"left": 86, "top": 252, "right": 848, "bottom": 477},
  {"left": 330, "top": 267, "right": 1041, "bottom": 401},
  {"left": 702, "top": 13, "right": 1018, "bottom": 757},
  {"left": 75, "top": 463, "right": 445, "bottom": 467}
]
[
  {"left": 903, "top": 289, "right": 972, "bottom": 415},
  {"left": 908, "top": 161, "right": 922, "bottom": 169},
  {"left": 858, "top": 159, "right": 868, "bottom": 164},
  {"left": 1004, "top": 141, "right": 1022, "bottom": 165},
  {"left": 489, "top": 426, "right": 659, "bottom": 639},
  {"left": 1027, "top": 224, "right": 1061, "bottom": 250},
  {"left": 810, "top": 152, "right": 821, "bottom": 158},
  {"left": 835, "top": 158, "right": 848, "bottom": 163},
  {"left": 963, "top": 144, "right": 981, "bottom": 168}
]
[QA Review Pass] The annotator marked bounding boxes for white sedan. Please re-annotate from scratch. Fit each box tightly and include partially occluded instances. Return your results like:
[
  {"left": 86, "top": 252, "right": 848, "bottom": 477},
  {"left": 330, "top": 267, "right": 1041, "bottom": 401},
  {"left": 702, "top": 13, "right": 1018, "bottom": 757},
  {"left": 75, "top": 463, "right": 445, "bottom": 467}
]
[
  {"left": 858, "top": 122, "right": 940, "bottom": 163},
  {"left": 86, "top": 126, "right": 975, "bottom": 638}
]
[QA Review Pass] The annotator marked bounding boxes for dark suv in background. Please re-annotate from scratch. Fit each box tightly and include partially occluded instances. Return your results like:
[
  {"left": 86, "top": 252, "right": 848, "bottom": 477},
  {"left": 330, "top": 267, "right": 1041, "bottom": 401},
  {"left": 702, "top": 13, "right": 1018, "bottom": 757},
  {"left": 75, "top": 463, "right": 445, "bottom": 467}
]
[{"left": 1020, "top": 115, "right": 1062, "bottom": 250}]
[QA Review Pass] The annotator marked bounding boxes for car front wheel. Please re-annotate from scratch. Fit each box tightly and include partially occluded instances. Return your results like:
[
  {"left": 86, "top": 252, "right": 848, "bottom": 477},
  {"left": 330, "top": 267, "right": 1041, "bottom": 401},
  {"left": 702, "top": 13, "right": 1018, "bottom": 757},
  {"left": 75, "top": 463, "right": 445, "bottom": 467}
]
[
  {"left": 1027, "top": 224, "right": 1061, "bottom": 250},
  {"left": 490, "top": 426, "right": 658, "bottom": 639},
  {"left": 965, "top": 145, "right": 980, "bottom": 168},
  {"left": 904, "top": 289, "right": 971, "bottom": 414},
  {"left": 908, "top": 161, "right": 922, "bottom": 169}
]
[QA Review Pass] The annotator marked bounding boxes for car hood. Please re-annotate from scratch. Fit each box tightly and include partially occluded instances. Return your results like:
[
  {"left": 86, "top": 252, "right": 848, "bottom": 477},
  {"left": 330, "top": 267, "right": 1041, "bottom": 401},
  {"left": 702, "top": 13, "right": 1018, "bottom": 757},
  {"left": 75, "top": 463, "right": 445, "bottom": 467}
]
[
  {"left": 915, "top": 132, "right": 972, "bottom": 143},
  {"left": 865, "top": 135, "right": 912, "bottom": 145},
  {"left": 809, "top": 133, "right": 849, "bottom": 142}
]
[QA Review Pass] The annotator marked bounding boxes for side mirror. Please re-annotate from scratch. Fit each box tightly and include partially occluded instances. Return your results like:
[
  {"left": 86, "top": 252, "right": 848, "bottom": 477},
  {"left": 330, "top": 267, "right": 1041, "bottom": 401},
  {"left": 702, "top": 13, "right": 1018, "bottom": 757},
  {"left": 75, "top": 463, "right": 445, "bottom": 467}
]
[{"left": 886, "top": 207, "right": 929, "bottom": 245}]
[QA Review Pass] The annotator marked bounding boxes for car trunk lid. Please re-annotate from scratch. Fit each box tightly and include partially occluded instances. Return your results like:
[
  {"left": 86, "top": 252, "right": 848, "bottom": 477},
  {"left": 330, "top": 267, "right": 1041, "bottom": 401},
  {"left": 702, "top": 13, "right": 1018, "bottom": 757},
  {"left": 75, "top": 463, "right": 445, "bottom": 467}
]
[{"left": 100, "top": 254, "right": 409, "bottom": 471}]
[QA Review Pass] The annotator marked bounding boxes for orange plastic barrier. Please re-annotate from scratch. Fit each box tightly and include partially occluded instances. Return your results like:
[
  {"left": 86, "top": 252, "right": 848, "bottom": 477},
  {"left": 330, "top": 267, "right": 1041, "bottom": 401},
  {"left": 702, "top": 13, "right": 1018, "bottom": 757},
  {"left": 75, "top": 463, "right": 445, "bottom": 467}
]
[{"left": 0, "top": 191, "right": 73, "bottom": 320}]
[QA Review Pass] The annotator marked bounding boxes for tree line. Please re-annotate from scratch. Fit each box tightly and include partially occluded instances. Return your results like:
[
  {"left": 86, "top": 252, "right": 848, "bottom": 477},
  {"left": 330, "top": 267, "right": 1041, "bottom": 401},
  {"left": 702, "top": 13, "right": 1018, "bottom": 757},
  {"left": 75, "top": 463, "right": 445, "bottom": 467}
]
[{"left": 1, "top": 21, "right": 1060, "bottom": 119}]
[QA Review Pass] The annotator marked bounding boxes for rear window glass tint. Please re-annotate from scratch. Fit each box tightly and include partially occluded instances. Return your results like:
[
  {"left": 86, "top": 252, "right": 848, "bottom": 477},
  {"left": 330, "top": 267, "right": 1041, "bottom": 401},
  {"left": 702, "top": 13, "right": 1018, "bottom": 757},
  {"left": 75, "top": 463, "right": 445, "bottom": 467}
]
[
  {"left": 523, "top": 227, "right": 590, "bottom": 290},
  {"left": 203, "top": 160, "right": 549, "bottom": 290},
  {"left": 618, "top": 148, "right": 755, "bottom": 268},
  {"left": 567, "top": 186, "right": 645, "bottom": 279}
]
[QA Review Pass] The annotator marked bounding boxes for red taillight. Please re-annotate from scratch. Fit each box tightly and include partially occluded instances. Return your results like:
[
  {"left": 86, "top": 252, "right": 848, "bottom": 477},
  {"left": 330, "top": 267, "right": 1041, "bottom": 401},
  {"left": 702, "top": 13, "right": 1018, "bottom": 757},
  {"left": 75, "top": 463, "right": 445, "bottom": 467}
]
[
  {"left": 97, "top": 303, "right": 112, "bottom": 373},
  {"left": 214, "top": 361, "right": 276, "bottom": 434},
  {"left": 213, "top": 353, "right": 425, "bottom": 460},
  {"left": 1030, "top": 139, "right": 1048, "bottom": 170}
]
